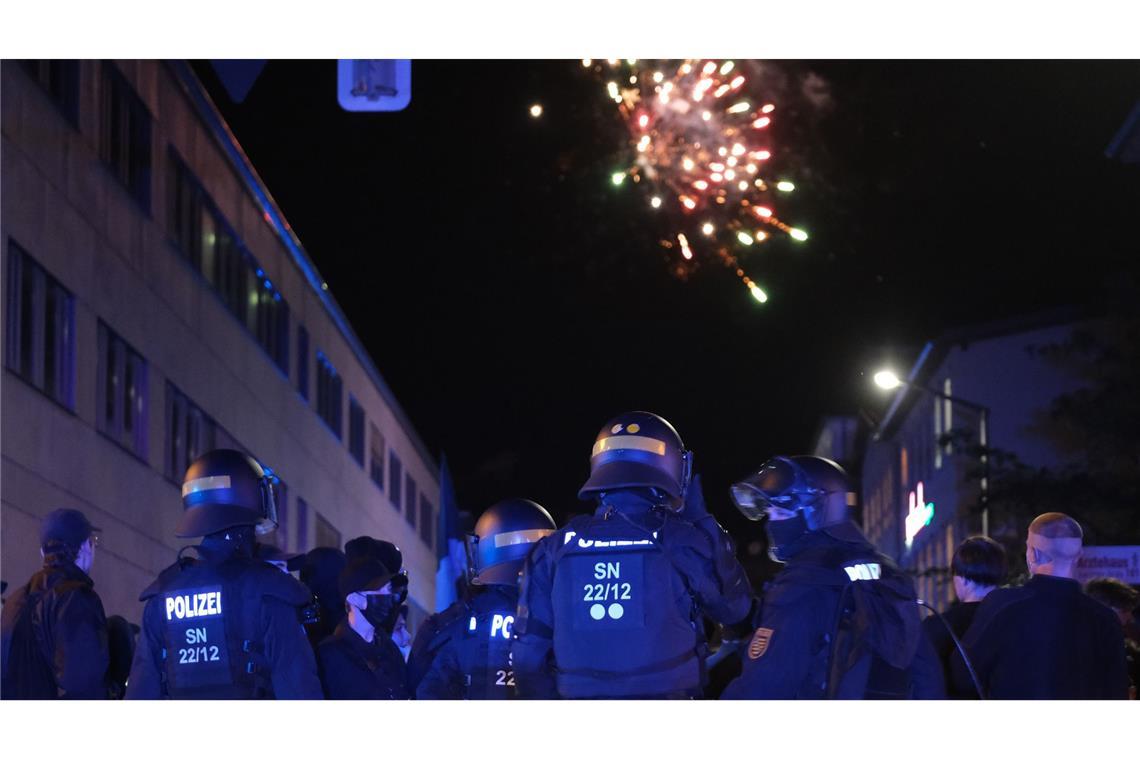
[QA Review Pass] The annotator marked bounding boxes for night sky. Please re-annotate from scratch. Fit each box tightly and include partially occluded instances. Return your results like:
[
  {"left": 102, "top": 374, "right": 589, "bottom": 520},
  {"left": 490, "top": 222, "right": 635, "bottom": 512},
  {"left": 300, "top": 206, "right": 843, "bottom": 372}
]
[{"left": 190, "top": 60, "right": 1140, "bottom": 540}]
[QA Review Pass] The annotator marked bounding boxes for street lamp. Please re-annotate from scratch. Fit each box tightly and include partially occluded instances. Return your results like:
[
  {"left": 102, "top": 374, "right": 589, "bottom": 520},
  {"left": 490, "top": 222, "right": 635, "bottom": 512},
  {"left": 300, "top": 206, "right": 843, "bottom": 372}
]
[{"left": 872, "top": 368, "right": 992, "bottom": 537}]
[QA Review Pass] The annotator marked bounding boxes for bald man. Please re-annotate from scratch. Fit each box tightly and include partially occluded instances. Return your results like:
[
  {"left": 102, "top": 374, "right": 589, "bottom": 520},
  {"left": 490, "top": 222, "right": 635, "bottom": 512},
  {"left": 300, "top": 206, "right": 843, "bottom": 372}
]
[{"left": 950, "top": 513, "right": 1129, "bottom": 699}]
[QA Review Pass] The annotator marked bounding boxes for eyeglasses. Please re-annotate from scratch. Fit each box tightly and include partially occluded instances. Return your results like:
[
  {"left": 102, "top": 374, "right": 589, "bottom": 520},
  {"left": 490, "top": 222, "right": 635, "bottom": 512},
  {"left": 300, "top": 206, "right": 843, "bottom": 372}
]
[{"left": 88, "top": 534, "right": 100, "bottom": 547}]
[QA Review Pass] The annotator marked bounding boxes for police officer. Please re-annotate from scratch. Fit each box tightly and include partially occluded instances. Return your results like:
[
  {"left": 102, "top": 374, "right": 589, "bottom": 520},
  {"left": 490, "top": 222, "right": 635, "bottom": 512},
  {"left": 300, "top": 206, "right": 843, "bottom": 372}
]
[
  {"left": 126, "top": 449, "right": 323, "bottom": 699},
  {"left": 411, "top": 498, "right": 557, "bottom": 699},
  {"left": 512, "top": 411, "right": 754, "bottom": 699},
  {"left": 721, "top": 455, "right": 943, "bottom": 699}
]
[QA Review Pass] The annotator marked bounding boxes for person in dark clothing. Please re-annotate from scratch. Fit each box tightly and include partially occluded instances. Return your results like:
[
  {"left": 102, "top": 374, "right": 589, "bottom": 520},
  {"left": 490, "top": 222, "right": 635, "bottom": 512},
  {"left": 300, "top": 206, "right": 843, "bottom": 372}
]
[
  {"left": 922, "top": 535, "right": 1007, "bottom": 698},
  {"left": 105, "top": 615, "right": 138, "bottom": 699},
  {"left": 951, "top": 512, "right": 1129, "bottom": 699},
  {"left": 317, "top": 557, "right": 410, "bottom": 699},
  {"left": 412, "top": 498, "right": 556, "bottom": 699},
  {"left": 512, "top": 412, "right": 754, "bottom": 699},
  {"left": 126, "top": 450, "right": 323, "bottom": 700},
  {"left": 721, "top": 456, "right": 944, "bottom": 699},
  {"left": 1, "top": 508, "right": 109, "bottom": 699},
  {"left": 299, "top": 547, "right": 348, "bottom": 652},
  {"left": 1084, "top": 576, "right": 1140, "bottom": 700}
]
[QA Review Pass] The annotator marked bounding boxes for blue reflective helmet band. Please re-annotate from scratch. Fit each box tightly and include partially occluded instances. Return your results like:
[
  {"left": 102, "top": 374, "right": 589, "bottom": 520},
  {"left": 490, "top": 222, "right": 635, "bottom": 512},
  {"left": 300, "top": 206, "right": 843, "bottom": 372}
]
[
  {"left": 182, "top": 475, "right": 232, "bottom": 499},
  {"left": 493, "top": 528, "right": 553, "bottom": 548}
]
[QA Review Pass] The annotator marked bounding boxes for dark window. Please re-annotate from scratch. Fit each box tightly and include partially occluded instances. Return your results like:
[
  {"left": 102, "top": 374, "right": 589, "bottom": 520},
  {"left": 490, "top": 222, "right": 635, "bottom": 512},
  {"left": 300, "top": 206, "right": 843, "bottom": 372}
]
[
  {"left": 369, "top": 423, "right": 385, "bottom": 490},
  {"left": 4, "top": 241, "right": 76, "bottom": 411},
  {"left": 296, "top": 498, "right": 310, "bottom": 552},
  {"left": 166, "top": 150, "right": 290, "bottom": 374},
  {"left": 389, "top": 452, "right": 402, "bottom": 509},
  {"left": 101, "top": 63, "right": 151, "bottom": 212},
  {"left": 315, "top": 352, "right": 343, "bottom": 438},
  {"left": 97, "top": 320, "right": 148, "bottom": 460},
  {"left": 419, "top": 496, "right": 434, "bottom": 547},
  {"left": 405, "top": 475, "right": 417, "bottom": 528},
  {"left": 315, "top": 512, "right": 341, "bottom": 550},
  {"left": 20, "top": 60, "right": 79, "bottom": 125},
  {"left": 275, "top": 483, "right": 290, "bottom": 550},
  {"left": 272, "top": 480, "right": 288, "bottom": 549},
  {"left": 297, "top": 325, "right": 309, "bottom": 400},
  {"left": 164, "top": 381, "right": 217, "bottom": 483},
  {"left": 348, "top": 397, "right": 365, "bottom": 466}
]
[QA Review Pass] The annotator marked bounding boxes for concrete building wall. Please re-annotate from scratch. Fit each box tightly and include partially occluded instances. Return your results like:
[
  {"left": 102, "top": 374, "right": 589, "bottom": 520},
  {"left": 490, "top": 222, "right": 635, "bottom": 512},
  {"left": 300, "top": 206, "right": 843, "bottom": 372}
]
[{"left": 1, "top": 60, "right": 439, "bottom": 625}]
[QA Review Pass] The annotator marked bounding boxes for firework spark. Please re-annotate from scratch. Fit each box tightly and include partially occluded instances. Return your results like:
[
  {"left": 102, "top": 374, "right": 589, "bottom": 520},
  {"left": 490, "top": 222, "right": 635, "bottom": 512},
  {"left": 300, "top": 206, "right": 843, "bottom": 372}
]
[{"left": 583, "top": 59, "right": 808, "bottom": 304}]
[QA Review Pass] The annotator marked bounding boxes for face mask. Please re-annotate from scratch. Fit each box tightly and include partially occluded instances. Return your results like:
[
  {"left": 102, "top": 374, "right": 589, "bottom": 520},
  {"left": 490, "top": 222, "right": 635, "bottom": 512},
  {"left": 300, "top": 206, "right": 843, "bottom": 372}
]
[
  {"left": 765, "top": 511, "right": 809, "bottom": 561},
  {"left": 362, "top": 594, "right": 401, "bottom": 634}
]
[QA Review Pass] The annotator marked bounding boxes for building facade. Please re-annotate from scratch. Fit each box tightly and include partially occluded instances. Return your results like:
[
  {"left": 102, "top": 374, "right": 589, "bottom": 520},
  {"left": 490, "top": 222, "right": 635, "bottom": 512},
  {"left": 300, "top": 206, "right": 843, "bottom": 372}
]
[
  {"left": 861, "top": 313, "right": 1084, "bottom": 611},
  {"left": 1, "top": 60, "right": 440, "bottom": 626}
]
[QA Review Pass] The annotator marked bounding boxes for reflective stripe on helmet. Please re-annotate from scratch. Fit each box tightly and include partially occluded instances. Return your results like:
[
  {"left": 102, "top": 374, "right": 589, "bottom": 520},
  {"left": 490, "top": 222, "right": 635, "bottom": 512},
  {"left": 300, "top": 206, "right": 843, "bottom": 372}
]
[
  {"left": 493, "top": 528, "right": 554, "bottom": 548},
  {"left": 592, "top": 435, "right": 667, "bottom": 457},
  {"left": 181, "top": 475, "right": 233, "bottom": 498}
]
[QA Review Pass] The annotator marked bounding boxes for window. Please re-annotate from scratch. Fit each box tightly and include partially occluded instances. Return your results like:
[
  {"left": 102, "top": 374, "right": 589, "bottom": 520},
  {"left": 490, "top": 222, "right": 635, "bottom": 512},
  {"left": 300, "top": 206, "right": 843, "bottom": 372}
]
[
  {"left": 5, "top": 242, "right": 76, "bottom": 411},
  {"left": 369, "top": 423, "right": 385, "bottom": 490},
  {"left": 164, "top": 381, "right": 217, "bottom": 483},
  {"left": 272, "top": 480, "right": 288, "bottom": 550},
  {"left": 348, "top": 396, "right": 364, "bottom": 466},
  {"left": 405, "top": 474, "right": 417, "bottom": 528},
  {"left": 419, "top": 496, "right": 434, "bottom": 547},
  {"left": 276, "top": 484, "right": 290, "bottom": 550},
  {"left": 389, "top": 451, "right": 402, "bottom": 509},
  {"left": 315, "top": 512, "right": 340, "bottom": 549},
  {"left": 97, "top": 320, "right": 148, "bottom": 460},
  {"left": 315, "top": 352, "right": 343, "bottom": 438},
  {"left": 101, "top": 63, "right": 151, "bottom": 212},
  {"left": 942, "top": 378, "right": 953, "bottom": 454},
  {"left": 167, "top": 150, "right": 290, "bottom": 373},
  {"left": 20, "top": 60, "right": 79, "bottom": 125},
  {"left": 933, "top": 396, "right": 942, "bottom": 470},
  {"left": 297, "top": 325, "right": 310, "bottom": 400},
  {"left": 296, "top": 498, "right": 310, "bottom": 552}
]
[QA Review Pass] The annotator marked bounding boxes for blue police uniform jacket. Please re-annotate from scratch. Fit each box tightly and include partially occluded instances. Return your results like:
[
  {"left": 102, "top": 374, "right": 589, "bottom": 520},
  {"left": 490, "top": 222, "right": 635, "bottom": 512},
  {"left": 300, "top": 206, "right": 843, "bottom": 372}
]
[
  {"left": 512, "top": 501, "right": 753, "bottom": 699},
  {"left": 412, "top": 585, "right": 539, "bottom": 699},
  {"left": 125, "top": 543, "right": 323, "bottom": 699},
  {"left": 722, "top": 522, "right": 944, "bottom": 699},
  {"left": 950, "top": 574, "right": 1130, "bottom": 699}
]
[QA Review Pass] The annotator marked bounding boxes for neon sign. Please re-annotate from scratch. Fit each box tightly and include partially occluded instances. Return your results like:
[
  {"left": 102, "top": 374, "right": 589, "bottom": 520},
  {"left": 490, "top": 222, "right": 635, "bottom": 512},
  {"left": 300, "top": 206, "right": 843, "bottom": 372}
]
[{"left": 905, "top": 481, "right": 935, "bottom": 548}]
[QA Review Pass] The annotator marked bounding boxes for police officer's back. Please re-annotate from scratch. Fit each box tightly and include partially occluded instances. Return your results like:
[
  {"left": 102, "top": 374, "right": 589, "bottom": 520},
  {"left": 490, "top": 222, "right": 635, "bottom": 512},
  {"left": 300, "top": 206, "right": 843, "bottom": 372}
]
[
  {"left": 721, "top": 456, "right": 943, "bottom": 699},
  {"left": 126, "top": 450, "right": 322, "bottom": 699},
  {"left": 411, "top": 498, "right": 556, "bottom": 699},
  {"left": 512, "top": 412, "right": 754, "bottom": 699}
]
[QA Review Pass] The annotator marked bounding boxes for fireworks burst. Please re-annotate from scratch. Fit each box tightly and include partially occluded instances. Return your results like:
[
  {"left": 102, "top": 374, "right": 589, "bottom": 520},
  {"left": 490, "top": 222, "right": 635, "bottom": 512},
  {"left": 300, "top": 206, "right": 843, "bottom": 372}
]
[{"left": 579, "top": 58, "right": 809, "bottom": 304}]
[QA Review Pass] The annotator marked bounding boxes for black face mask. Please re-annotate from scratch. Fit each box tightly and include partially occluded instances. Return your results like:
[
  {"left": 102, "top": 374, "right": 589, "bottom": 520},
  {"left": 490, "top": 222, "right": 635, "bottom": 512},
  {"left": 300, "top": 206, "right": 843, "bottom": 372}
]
[
  {"left": 765, "top": 511, "right": 809, "bottom": 562},
  {"left": 361, "top": 594, "right": 401, "bottom": 634}
]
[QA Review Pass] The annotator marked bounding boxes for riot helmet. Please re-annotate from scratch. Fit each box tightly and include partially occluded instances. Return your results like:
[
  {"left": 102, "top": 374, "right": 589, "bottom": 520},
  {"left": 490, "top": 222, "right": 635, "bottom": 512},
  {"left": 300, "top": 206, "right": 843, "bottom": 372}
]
[
  {"left": 577, "top": 411, "right": 692, "bottom": 507},
  {"left": 730, "top": 455, "right": 855, "bottom": 529},
  {"left": 177, "top": 449, "right": 279, "bottom": 538},
  {"left": 464, "top": 498, "right": 556, "bottom": 586}
]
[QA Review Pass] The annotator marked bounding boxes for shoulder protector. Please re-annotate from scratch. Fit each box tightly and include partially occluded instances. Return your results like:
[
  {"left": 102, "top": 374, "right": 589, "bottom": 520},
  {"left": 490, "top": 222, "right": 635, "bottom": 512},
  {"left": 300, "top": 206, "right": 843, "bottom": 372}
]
[
  {"left": 245, "top": 561, "right": 314, "bottom": 607},
  {"left": 139, "top": 557, "right": 198, "bottom": 601}
]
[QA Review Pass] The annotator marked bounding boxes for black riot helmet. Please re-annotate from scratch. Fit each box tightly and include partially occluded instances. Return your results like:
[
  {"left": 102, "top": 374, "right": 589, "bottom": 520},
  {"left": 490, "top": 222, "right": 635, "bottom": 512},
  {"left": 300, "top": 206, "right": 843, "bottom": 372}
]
[
  {"left": 464, "top": 499, "right": 556, "bottom": 586},
  {"left": 730, "top": 455, "right": 856, "bottom": 531},
  {"left": 177, "top": 449, "right": 279, "bottom": 538},
  {"left": 578, "top": 411, "right": 693, "bottom": 507}
]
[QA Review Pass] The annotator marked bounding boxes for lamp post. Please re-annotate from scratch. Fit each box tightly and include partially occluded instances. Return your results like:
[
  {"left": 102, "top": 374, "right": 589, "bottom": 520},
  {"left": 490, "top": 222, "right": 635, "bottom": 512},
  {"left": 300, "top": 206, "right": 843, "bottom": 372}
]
[{"left": 873, "top": 370, "right": 992, "bottom": 538}]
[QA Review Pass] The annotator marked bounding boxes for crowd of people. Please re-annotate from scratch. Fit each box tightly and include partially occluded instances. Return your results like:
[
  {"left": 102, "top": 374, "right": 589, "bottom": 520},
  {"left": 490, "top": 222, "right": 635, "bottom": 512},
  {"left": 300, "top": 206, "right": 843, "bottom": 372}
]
[{"left": 1, "top": 410, "right": 1136, "bottom": 700}]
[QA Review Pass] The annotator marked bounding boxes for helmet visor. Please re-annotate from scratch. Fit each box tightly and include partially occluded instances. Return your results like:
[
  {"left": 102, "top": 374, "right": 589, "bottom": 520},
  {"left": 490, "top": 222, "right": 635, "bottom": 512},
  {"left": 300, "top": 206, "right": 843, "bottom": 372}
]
[
  {"left": 256, "top": 474, "right": 279, "bottom": 536},
  {"left": 730, "top": 459, "right": 801, "bottom": 521}
]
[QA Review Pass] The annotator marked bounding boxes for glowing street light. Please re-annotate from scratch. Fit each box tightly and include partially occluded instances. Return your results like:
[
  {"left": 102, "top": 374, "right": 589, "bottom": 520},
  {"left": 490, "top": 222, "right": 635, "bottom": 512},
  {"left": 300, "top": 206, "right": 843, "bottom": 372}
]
[{"left": 873, "top": 370, "right": 902, "bottom": 390}]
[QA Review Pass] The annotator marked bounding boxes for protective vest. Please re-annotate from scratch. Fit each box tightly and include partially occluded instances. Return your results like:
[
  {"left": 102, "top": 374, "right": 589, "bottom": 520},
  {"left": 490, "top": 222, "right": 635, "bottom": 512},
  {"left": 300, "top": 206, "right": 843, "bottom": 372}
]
[
  {"left": 456, "top": 588, "right": 520, "bottom": 699},
  {"left": 140, "top": 550, "right": 308, "bottom": 699},
  {"left": 782, "top": 544, "right": 920, "bottom": 699},
  {"left": 548, "top": 512, "right": 702, "bottom": 698}
]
